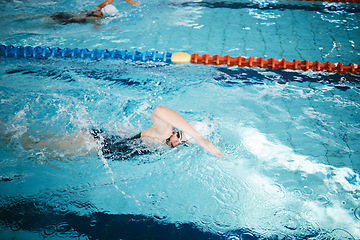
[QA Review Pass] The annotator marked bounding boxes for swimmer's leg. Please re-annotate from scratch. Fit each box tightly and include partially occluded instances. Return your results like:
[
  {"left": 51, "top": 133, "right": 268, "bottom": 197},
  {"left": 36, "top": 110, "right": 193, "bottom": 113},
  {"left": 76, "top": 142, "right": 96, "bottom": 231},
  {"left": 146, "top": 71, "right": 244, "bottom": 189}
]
[
  {"left": 15, "top": 14, "right": 50, "bottom": 20},
  {"left": 20, "top": 130, "right": 99, "bottom": 159},
  {"left": 0, "top": 120, "right": 6, "bottom": 143},
  {"left": 1, "top": 120, "right": 99, "bottom": 161},
  {"left": 50, "top": 131, "right": 99, "bottom": 156},
  {"left": 0, "top": 120, "right": 21, "bottom": 145}
]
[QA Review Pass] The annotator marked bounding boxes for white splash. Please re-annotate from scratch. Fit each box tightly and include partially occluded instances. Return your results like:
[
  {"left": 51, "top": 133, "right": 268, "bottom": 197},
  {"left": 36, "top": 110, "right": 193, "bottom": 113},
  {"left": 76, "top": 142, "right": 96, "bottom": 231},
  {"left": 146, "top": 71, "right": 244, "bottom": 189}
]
[{"left": 238, "top": 125, "right": 360, "bottom": 192}]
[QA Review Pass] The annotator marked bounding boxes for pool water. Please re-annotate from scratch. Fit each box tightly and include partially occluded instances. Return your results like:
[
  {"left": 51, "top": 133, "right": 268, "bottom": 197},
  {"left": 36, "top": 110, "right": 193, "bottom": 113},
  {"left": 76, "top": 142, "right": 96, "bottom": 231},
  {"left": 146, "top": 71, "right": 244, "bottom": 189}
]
[{"left": 1, "top": 0, "right": 360, "bottom": 239}]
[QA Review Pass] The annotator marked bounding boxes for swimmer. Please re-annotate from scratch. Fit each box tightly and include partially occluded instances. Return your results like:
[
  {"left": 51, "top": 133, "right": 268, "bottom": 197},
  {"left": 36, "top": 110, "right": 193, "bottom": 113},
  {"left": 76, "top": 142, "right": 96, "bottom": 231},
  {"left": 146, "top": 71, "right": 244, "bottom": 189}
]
[
  {"left": 50, "top": 0, "right": 139, "bottom": 24},
  {"left": 1, "top": 106, "right": 223, "bottom": 161},
  {"left": 15, "top": 0, "right": 139, "bottom": 24},
  {"left": 88, "top": 105, "right": 224, "bottom": 159}
]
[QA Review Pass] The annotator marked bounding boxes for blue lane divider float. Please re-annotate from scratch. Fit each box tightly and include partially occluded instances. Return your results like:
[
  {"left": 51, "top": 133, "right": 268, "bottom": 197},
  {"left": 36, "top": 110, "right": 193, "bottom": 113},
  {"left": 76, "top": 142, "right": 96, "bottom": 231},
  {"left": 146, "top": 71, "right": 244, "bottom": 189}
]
[{"left": 0, "top": 45, "right": 173, "bottom": 63}]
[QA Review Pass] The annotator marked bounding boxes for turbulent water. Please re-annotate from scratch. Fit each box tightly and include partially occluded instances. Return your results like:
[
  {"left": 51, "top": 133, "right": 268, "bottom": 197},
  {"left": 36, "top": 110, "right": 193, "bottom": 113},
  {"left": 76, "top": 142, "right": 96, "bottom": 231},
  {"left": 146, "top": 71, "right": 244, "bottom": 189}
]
[{"left": 1, "top": 0, "right": 360, "bottom": 239}]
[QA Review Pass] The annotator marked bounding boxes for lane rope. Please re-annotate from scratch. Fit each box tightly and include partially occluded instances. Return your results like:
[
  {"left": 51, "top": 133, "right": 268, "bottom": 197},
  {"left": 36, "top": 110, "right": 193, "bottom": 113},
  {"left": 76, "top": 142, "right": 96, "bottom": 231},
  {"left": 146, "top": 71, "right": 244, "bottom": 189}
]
[{"left": 1, "top": 45, "right": 359, "bottom": 74}]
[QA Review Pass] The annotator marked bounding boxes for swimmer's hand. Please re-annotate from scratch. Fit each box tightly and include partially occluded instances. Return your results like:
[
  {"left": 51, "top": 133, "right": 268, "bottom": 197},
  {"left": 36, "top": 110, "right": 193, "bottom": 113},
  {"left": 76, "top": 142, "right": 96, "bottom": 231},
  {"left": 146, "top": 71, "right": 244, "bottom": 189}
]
[
  {"left": 125, "top": 0, "right": 139, "bottom": 6},
  {"left": 195, "top": 137, "right": 224, "bottom": 158}
]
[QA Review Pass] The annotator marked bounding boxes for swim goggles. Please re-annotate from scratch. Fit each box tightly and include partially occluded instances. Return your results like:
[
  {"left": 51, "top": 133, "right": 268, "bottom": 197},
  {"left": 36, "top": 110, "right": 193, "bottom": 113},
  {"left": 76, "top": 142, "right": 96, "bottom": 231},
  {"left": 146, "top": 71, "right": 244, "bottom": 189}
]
[
  {"left": 177, "top": 130, "right": 183, "bottom": 143},
  {"left": 177, "top": 130, "right": 189, "bottom": 145}
]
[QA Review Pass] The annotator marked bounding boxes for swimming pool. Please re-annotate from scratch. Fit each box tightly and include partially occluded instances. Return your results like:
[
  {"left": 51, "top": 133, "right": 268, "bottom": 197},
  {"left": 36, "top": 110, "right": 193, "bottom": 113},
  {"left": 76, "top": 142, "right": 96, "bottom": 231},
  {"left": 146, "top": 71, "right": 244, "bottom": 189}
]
[{"left": 0, "top": 0, "right": 360, "bottom": 239}]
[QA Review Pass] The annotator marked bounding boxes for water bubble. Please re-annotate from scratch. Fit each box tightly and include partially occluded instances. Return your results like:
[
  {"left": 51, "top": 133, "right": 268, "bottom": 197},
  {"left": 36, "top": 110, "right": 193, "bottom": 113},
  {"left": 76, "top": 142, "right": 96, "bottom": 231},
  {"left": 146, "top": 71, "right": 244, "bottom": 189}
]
[
  {"left": 89, "top": 219, "right": 97, "bottom": 227},
  {"left": 226, "top": 235, "right": 240, "bottom": 240},
  {"left": 330, "top": 228, "right": 355, "bottom": 240},
  {"left": 354, "top": 207, "right": 360, "bottom": 220},
  {"left": 174, "top": 222, "right": 182, "bottom": 229},
  {"left": 200, "top": 214, "right": 213, "bottom": 225},
  {"left": 10, "top": 223, "right": 20, "bottom": 231},
  {"left": 292, "top": 188, "right": 302, "bottom": 196},
  {"left": 302, "top": 186, "right": 313, "bottom": 195},
  {"left": 60, "top": 205, "right": 69, "bottom": 213},
  {"left": 316, "top": 195, "right": 330, "bottom": 205},
  {"left": 54, "top": 204, "right": 69, "bottom": 214},
  {"left": 43, "top": 225, "right": 57, "bottom": 236}
]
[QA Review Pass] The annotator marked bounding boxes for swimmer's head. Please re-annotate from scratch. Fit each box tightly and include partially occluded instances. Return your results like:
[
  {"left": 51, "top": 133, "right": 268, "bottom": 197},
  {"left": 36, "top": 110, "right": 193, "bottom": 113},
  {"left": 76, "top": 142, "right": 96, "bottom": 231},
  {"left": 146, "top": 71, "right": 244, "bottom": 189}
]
[
  {"left": 166, "top": 121, "right": 211, "bottom": 148},
  {"left": 166, "top": 131, "right": 184, "bottom": 148},
  {"left": 184, "top": 121, "right": 211, "bottom": 144},
  {"left": 101, "top": 4, "right": 119, "bottom": 17}
]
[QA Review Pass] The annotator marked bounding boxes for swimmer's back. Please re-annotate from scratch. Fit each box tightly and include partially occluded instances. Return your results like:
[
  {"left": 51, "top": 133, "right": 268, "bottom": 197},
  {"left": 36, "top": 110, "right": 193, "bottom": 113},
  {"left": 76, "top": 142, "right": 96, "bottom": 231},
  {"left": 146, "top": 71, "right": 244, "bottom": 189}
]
[{"left": 90, "top": 129, "right": 152, "bottom": 160}]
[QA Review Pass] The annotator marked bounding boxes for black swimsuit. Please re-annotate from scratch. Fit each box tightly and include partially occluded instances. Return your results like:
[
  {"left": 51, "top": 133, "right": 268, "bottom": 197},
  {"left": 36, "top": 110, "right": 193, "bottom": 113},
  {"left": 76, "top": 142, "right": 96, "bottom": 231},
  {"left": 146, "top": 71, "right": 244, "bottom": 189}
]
[
  {"left": 90, "top": 129, "right": 152, "bottom": 160},
  {"left": 51, "top": 11, "right": 100, "bottom": 24}
]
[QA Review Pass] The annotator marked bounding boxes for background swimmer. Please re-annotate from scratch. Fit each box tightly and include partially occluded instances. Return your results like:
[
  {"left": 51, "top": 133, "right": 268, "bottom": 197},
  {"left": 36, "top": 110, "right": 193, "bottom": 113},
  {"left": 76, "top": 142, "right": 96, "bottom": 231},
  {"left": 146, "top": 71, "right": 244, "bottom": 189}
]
[
  {"left": 51, "top": 0, "right": 139, "bottom": 24},
  {"left": 15, "top": 0, "right": 139, "bottom": 25}
]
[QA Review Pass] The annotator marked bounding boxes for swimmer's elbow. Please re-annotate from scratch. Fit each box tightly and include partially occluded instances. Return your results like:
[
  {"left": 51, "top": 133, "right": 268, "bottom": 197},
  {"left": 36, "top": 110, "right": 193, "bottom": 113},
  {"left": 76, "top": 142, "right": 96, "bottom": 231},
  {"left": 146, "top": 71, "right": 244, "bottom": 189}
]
[
  {"left": 153, "top": 105, "right": 168, "bottom": 117},
  {"left": 152, "top": 106, "right": 176, "bottom": 126},
  {"left": 154, "top": 105, "right": 166, "bottom": 111},
  {"left": 151, "top": 105, "right": 168, "bottom": 123}
]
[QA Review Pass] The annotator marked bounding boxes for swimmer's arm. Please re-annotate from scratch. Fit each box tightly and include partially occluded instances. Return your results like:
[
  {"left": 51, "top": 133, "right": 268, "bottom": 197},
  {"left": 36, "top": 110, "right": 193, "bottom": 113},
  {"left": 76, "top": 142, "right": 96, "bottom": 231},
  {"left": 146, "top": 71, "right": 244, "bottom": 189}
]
[
  {"left": 123, "top": 0, "right": 139, "bottom": 6},
  {"left": 151, "top": 106, "right": 224, "bottom": 157},
  {"left": 93, "top": 0, "right": 114, "bottom": 11},
  {"left": 93, "top": 0, "right": 139, "bottom": 10}
]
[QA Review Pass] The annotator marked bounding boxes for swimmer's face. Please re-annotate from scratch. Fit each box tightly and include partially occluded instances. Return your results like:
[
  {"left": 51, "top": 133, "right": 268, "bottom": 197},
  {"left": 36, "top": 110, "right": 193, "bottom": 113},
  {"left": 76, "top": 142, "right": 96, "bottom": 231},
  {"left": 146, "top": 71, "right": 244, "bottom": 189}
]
[
  {"left": 166, "top": 131, "right": 182, "bottom": 148},
  {"left": 166, "top": 131, "right": 189, "bottom": 148}
]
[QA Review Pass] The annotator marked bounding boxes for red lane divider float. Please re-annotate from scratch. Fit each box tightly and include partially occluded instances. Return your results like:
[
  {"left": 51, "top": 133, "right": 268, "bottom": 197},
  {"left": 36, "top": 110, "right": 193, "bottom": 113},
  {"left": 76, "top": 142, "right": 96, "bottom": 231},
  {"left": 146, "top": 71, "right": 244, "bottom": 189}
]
[{"left": 189, "top": 53, "right": 360, "bottom": 74}]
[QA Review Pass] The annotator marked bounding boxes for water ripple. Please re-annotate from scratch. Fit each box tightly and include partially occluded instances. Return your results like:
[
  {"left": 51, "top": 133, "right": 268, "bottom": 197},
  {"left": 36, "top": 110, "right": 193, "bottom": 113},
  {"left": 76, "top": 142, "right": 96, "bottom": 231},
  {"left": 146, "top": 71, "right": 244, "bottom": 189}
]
[{"left": 330, "top": 228, "right": 356, "bottom": 240}]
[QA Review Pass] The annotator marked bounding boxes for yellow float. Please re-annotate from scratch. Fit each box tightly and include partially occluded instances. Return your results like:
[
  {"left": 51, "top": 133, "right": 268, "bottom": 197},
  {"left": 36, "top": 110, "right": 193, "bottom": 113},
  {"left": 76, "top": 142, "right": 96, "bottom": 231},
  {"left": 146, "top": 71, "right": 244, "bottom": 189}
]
[{"left": 171, "top": 52, "right": 191, "bottom": 64}]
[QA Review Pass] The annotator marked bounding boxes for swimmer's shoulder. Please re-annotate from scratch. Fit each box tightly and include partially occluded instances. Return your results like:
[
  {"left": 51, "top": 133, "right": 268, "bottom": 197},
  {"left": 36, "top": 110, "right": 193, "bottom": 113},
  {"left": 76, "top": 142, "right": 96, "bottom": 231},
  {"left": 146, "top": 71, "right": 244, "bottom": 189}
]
[{"left": 141, "top": 127, "right": 172, "bottom": 143}]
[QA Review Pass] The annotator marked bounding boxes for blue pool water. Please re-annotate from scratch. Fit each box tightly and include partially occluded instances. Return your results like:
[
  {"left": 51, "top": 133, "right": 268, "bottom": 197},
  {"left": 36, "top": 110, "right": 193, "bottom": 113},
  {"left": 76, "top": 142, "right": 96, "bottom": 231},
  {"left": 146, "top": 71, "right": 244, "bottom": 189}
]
[{"left": 1, "top": 0, "right": 360, "bottom": 239}]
